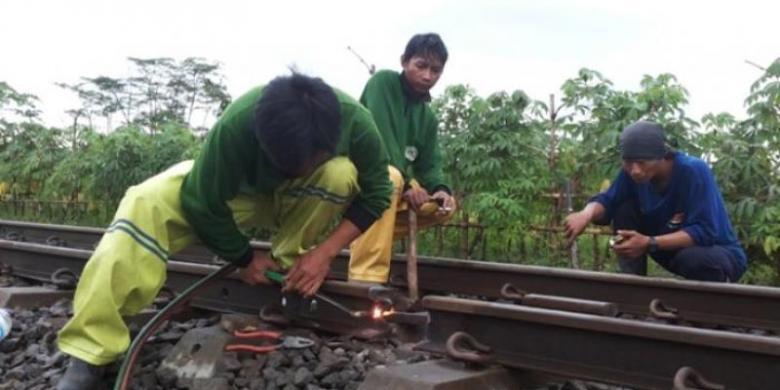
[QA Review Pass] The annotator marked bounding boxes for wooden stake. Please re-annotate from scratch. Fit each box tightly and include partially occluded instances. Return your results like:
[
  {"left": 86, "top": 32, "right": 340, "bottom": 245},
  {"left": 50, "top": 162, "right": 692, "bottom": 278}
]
[{"left": 407, "top": 210, "right": 419, "bottom": 301}]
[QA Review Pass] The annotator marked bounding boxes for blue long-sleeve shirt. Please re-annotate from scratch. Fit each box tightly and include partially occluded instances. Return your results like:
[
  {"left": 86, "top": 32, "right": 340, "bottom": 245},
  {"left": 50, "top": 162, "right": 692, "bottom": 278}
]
[{"left": 590, "top": 152, "right": 746, "bottom": 266}]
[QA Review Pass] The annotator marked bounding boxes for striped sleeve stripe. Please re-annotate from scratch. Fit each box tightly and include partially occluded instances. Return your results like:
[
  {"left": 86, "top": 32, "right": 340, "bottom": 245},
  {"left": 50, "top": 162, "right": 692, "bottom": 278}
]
[
  {"left": 107, "top": 219, "right": 169, "bottom": 262},
  {"left": 286, "top": 186, "right": 351, "bottom": 204}
]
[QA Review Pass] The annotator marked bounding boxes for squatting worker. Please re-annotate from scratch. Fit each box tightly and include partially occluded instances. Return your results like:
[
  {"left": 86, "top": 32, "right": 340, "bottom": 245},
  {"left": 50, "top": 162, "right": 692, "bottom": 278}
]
[
  {"left": 56, "top": 73, "right": 393, "bottom": 389},
  {"left": 564, "top": 120, "right": 747, "bottom": 282},
  {"left": 349, "top": 33, "right": 457, "bottom": 283}
]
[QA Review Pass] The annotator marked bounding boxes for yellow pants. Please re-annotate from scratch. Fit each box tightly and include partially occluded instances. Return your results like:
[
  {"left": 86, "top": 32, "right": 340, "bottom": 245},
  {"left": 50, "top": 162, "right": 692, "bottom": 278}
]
[
  {"left": 348, "top": 166, "right": 456, "bottom": 282},
  {"left": 58, "top": 158, "right": 358, "bottom": 365}
]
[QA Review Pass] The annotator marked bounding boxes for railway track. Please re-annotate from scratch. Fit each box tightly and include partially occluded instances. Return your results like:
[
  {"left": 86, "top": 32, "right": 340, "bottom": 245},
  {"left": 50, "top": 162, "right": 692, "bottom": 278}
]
[
  {"left": 3, "top": 219, "right": 780, "bottom": 332},
  {"left": 2, "top": 219, "right": 780, "bottom": 389}
]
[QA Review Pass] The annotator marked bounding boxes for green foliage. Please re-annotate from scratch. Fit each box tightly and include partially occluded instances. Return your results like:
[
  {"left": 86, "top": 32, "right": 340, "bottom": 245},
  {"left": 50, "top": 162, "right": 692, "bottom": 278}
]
[
  {"left": 0, "top": 123, "right": 64, "bottom": 196},
  {"left": 41, "top": 127, "right": 98, "bottom": 201},
  {"left": 3, "top": 56, "right": 780, "bottom": 286},
  {"left": 745, "top": 58, "right": 780, "bottom": 143},
  {"left": 80, "top": 123, "right": 199, "bottom": 206},
  {"left": 684, "top": 59, "right": 780, "bottom": 285},
  {"left": 0, "top": 81, "right": 40, "bottom": 121},
  {"left": 557, "top": 69, "right": 698, "bottom": 183},
  {"left": 434, "top": 85, "right": 550, "bottom": 225}
]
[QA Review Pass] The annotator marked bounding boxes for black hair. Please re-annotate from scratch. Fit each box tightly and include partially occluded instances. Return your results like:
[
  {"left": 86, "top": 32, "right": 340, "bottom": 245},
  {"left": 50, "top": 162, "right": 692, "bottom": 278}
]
[
  {"left": 254, "top": 73, "right": 341, "bottom": 176},
  {"left": 402, "top": 33, "right": 448, "bottom": 64}
]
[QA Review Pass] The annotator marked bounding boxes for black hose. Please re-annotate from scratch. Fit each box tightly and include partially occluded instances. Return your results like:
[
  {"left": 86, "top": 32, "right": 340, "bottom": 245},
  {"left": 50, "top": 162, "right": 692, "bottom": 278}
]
[{"left": 113, "top": 263, "right": 237, "bottom": 390}]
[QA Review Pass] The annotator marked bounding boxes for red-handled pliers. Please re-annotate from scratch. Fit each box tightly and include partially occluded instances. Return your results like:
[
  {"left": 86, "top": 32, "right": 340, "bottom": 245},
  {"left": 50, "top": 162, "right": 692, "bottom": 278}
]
[{"left": 224, "top": 330, "right": 315, "bottom": 353}]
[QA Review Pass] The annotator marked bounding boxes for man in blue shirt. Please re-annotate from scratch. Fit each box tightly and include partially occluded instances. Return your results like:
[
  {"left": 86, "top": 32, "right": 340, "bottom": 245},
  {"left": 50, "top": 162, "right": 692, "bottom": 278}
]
[{"left": 564, "top": 121, "right": 747, "bottom": 282}]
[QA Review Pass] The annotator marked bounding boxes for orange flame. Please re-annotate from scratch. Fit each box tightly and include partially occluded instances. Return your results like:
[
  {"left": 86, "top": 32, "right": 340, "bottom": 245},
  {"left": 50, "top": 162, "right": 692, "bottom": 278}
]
[{"left": 370, "top": 304, "right": 395, "bottom": 320}]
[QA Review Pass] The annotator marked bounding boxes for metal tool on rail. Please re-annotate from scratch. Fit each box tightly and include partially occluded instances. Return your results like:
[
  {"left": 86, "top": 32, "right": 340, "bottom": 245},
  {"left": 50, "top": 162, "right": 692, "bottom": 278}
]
[
  {"left": 269, "top": 270, "right": 428, "bottom": 326},
  {"left": 224, "top": 329, "right": 314, "bottom": 354},
  {"left": 267, "top": 270, "right": 371, "bottom": 319},
  {"left": 445, "top": 331, "right": 493, "bottom": 365},
  {"left": 500, "top": 283, "right": 619, "bottom": 317},
  {"left": 50, "top": 267, "right": 79, "bottom": 290}
]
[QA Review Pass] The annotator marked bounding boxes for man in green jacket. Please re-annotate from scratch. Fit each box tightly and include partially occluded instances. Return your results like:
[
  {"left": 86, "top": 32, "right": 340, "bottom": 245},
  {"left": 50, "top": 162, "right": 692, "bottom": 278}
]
[
  {"left": 349, "top": 33, "right": 456, "bottom": 283},
  {"left": 56, "top": 73, "right": 392, "bottom": 389}
]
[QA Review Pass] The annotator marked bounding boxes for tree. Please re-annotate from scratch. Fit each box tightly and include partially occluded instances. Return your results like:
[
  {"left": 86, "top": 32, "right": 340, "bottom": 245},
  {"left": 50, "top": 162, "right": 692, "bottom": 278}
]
[
  {"left": 0, "top": 81, "right": 40, "bottom": 148},
  {"left": 434, "top": 85, "right": 550, "bottom": 226},
  {"left": 58, "top": 57, "right": 231, "bottom": 133}
]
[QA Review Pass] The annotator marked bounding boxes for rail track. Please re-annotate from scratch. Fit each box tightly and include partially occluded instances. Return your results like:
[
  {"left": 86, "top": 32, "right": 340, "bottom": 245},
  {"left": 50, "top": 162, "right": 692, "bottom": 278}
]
[
  {"left": 2, "top": 219, "right": 780, "bottom": 389},
  {"left": 3, "top": 219, "right": 780, "bottom": 332}
]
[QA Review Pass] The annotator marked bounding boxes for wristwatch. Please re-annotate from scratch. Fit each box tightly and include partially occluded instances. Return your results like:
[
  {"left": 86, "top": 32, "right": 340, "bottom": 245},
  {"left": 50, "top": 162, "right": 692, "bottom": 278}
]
[{"left": 648, "top": 236, "right": 658, "bottom": 253}]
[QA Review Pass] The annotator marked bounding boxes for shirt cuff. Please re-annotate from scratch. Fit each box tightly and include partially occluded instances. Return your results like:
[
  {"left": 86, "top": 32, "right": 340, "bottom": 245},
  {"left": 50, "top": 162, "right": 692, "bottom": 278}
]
[
  {"left": 344, "top": 203, "right": 379, "bottom": 232},
  {"left": 231, "top": 246, "right": 254, "bottom": 267}
]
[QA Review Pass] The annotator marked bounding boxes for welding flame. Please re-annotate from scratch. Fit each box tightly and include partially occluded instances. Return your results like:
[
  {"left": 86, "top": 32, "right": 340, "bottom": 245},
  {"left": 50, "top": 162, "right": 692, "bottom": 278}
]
[{"left": 370, "top": 304, "right": 395, "bottom": 320}]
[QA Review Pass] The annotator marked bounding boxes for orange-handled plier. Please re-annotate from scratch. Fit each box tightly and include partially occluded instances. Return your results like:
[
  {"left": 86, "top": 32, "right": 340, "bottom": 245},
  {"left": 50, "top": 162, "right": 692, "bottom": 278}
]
[{"left": 224, "top": 330, "right": 315, "bottom": 353}]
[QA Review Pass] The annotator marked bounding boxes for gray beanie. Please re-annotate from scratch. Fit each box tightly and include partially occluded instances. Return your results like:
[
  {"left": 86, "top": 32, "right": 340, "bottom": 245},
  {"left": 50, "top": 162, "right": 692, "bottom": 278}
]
[{"left": 619, "top": 121, "right": 668, "bottom": 160}]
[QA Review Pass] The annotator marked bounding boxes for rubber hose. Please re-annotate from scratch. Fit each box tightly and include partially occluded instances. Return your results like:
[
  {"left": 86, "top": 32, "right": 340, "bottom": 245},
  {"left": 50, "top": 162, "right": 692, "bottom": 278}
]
[{"left": 113, "top": 263, "right": 237, "bottom": 390}]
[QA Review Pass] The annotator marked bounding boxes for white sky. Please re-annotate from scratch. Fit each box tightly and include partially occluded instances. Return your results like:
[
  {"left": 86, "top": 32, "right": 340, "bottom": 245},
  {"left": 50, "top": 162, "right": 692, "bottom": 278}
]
[{"left": 1, "top": 0, "right": 778, "bottom": 127}]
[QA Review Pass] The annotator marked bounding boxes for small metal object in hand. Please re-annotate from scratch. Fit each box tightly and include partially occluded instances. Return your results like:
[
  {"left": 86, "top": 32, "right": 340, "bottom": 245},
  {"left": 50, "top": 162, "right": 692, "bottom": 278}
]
[
  {"left": 433, "top": 197, "right": 452, "bottom": 212},
  {"left": 609, "top": 234, "right": 626, "bottom": 247}
]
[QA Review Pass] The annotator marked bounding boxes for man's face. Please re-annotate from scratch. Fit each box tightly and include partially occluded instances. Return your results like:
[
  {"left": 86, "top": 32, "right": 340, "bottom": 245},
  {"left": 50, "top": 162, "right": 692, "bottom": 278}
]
[
  {"left": 622, "top": 159, "right": 663, "bottom": 183},
  {"left": 401, "top": 54, "right": 444, "bottom": 94}
]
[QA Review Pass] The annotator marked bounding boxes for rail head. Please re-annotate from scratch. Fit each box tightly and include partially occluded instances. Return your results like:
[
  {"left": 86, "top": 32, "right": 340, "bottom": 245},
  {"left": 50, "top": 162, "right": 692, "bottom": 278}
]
[{"left": 0, "top": 219, "right": 106, "bottom": 235}]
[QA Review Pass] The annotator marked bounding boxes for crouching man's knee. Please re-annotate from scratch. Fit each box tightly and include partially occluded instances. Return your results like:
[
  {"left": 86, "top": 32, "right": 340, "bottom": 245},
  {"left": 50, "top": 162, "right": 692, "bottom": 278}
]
[{"left": 313, "top": 157, "right": 359, "bottom": 199}]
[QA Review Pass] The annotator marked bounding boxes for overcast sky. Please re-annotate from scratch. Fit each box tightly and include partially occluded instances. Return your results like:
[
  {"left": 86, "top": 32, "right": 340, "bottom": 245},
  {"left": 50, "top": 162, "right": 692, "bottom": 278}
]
[{"left": 1, "top": 0, "right": 778, "bottom": 127}]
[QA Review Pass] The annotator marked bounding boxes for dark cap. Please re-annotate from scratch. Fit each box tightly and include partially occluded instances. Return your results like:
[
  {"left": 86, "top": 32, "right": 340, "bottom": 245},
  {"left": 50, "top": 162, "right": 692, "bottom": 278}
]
[{"left": 619, "top": 121, "right": 668, "bottom": 160}]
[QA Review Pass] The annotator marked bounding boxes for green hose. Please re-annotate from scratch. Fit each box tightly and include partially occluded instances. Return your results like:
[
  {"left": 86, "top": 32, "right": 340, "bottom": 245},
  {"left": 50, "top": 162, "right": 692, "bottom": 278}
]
[
  {"left": 113, "top": 263, "right": 238, "bottom": 389},
  {"left": 114, "top": 268, "right": 289, "bottom": 389}
]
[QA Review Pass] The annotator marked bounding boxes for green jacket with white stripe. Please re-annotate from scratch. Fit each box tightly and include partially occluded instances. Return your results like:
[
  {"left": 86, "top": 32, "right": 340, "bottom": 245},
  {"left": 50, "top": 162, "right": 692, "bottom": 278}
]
[{"left": 180, "top": 85, "right": 392, "bottom": 267}]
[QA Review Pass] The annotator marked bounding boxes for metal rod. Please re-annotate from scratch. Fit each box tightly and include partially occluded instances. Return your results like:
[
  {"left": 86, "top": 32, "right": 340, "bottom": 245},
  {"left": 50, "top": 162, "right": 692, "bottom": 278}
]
[
  {"left": 501, "top": 283, "right": 619, "bottom": 317},
  {"left": 313, "top": 290, "right": 365, "bottom": 318},
  {"left": 564, "top": 180, "right": 579, "bottom": 269},
  {"left": 407, "top": 210, "right": 419, "bottom": 301},
  {"left": 744, "top": 59, "right": 767, "bottom": 72},
  {"left": 346, "top": 46, "right": 375, "bottom": 75}
]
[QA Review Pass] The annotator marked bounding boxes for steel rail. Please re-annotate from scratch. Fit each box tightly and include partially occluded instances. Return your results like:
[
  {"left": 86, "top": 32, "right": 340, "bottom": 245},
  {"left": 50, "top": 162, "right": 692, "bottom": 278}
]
[
  {"left": 3, "top": 219, "right": 780, "bottom": 331},
  {"left": 418, "top": 295, "right": 780, "bottom": 390}
]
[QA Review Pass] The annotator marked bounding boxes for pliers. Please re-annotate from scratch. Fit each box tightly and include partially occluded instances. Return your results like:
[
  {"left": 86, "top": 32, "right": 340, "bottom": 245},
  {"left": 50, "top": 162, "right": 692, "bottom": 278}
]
[{"left": 224, "top": 330, "right": 315, "bottom": 353}]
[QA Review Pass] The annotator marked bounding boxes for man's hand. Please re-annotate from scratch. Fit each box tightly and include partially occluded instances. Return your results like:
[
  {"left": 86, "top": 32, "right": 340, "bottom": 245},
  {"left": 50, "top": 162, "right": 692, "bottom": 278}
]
[
  {"left": 431, "top": 190, "right": 455, "bottom": 216},
  {"left": 281, "top": 219, "right": 360, "bottom": 297},
  {"left": 239, "top": 252, "right": 280, "bottom": 285},
  {"left": 563, "top": 210, "right": 591, "bottom": 246},
  {"left": 284, "top": 247, "right": 333, "bottom": 297},
  {"left": 403, "top": 186, "right": 431, "bottom": 212},
  {"left": 612, "top": 230, "right": 651, "bottom": 258}
]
